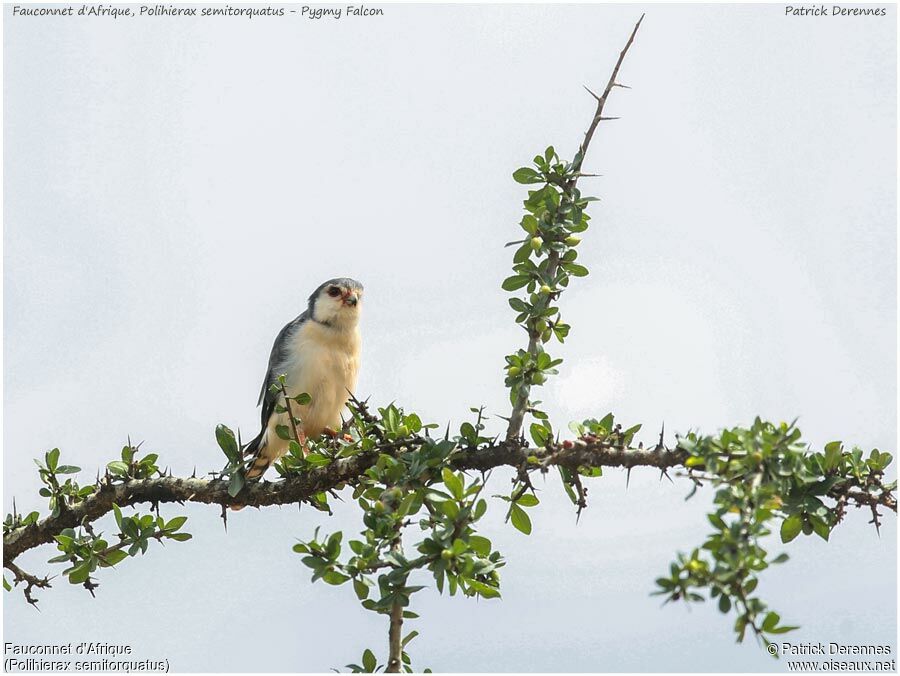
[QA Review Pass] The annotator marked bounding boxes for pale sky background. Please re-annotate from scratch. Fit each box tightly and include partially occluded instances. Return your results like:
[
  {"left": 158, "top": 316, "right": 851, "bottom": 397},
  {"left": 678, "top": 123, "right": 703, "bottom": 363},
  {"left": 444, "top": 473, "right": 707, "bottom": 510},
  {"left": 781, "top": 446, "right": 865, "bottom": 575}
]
[{"left": 3, "top": 3, "right": 897, "bottom": 672}]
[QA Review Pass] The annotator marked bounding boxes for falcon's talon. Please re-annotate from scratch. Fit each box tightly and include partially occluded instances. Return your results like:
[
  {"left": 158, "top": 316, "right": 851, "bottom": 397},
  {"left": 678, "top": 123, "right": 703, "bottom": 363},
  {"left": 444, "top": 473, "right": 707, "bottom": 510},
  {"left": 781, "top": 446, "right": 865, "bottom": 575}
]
[
  {"left": 242, "top": 278, "right": 363, "bottom": 479},
  {"left": 322, "top": 427, "right": 354, "bottom": 444}
]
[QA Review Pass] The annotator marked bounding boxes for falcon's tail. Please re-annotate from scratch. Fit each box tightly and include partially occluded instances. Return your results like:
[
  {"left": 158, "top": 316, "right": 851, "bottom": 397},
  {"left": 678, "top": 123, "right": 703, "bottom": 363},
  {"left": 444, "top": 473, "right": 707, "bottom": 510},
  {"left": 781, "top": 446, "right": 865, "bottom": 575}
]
[{"left": 242, "top": 429, "right": 273, "bottom": 480}]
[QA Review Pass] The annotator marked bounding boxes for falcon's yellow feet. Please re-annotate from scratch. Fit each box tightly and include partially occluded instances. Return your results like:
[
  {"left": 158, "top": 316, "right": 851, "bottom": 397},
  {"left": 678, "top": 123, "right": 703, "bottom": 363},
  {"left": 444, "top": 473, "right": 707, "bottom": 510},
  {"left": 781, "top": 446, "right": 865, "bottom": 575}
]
[{"left": 323, "top": 427, "right": 354, "bottom": 442}]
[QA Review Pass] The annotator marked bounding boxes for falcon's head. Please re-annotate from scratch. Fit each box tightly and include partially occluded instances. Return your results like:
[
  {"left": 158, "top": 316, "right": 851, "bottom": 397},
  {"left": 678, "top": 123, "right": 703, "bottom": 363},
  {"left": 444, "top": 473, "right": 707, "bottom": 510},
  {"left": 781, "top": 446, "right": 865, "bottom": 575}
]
[{"left": 308, "top": 277, "right": 364, "bottom": 330}]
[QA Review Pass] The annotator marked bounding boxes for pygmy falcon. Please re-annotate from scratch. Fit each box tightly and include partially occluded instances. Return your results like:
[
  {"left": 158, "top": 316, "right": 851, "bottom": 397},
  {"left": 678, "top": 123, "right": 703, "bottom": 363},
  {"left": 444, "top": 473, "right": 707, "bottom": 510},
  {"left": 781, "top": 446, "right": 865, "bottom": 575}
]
[{"left": 243, "top": 277, "right": 363, "bottom": 478}]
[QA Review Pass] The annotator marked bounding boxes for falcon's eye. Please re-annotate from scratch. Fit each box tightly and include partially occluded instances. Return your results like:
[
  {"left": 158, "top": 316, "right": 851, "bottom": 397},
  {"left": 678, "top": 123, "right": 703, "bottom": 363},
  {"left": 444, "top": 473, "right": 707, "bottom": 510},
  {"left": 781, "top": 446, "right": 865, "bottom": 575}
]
[{"left": 327, "top": 286, "right": 342, "bottom": 298}]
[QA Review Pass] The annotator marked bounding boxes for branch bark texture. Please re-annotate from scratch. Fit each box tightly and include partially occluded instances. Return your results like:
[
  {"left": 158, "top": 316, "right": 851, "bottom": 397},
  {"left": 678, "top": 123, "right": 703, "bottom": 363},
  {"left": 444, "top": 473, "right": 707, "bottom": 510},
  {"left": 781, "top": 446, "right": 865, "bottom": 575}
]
[
  {"left": 7, "top": 437, "right": 891, "bottom": 568},
  {"left": 4, "top": 439, "right": 682, "bottom": 565}
]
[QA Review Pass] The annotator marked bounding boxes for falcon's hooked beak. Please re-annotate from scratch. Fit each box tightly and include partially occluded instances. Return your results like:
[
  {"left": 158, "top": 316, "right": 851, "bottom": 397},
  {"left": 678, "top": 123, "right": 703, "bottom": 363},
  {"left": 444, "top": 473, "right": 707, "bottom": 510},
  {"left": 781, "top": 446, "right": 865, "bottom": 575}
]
[{"left": 342, "top": 291, "right": 359, "bottom": 307}]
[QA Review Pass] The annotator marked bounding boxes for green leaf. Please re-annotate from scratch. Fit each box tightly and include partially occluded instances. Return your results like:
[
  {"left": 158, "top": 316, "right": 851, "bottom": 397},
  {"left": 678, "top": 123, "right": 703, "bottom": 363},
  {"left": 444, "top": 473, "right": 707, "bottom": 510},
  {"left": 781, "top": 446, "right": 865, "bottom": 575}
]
[
  {"left": 823, "top": 441, "right": 842, "bottom": 471},
  {"left": 101, "top": 549, "right": 128, "bottom": 566},
  {"left": 502, "top": 275, "right": 531, "bottom": 292},
  {"left": 326, "top": 531, "right": 343, "bottom": 559},
  {"left": 529, "top": 423, "right": 549, "bottom": 446},
  {"left": 811, "top": 516, "right": 831, "bottom": 541},
  {"left": 46, "top": 448, "right": 60, "bottom": 472},
  {"left": 442, "top": 468, "right": 464, "bottom": 500},
  {"left": 622, "top": 423, "right": 642, "bottom": 445},
  {"left": 513, "top": 242, "right": 532, "bottom": 264},
  {"left": 305, "top": 453, "right": 330, "bottom": 467},
  {"left": 68, "top": 562, "right": 91, "bottom": 584},
  {"left": 460, "top": 422, "right": 477, "bottom": 441},
  {"left": 362, "top": 649, "right": 377, "bottom": 673},
  {"left": 513, "top": 167, "right": 542, "bottom": 184},
  {"left": 469, "top": 535, "right": 491, "bottom": 557},
  {"left": 468, "top": 580, "right": 501, "bottom": 599},
  {"left": 762, "top": 611, "right": 780, "bottom": 632},
  {"left": 302, "top": 556, "right": 324, "bottom": 572},
  {"left": 718, "top": 594, "right": 732, "bottom": 614},
  {"left": 562, "top": 262, "right": 589, "bottom": 277},
  {"left": 216, "top": 424, "right": 240, "bottom": 462},
  {"left": 515, "top": 493, "right": 539, "bottom": 508},
  {"left": 112, "top": 503, "right": 124, "bottom": 530},
  {"left": 509, "top": 504, "right": 532, "bottom": 535},
  {"left": 707, "top": 513, "right": 727, "bottom": 530},
  {"left": 228, "top": 472, "right": 245, "bottom": 498},
  {"left": 107, "top": 461, "right": 129, "bottom": 476},
  {"left": 165, "top": 516, "right": 188, "bottom": 532},
  {"left": 55, "top": 465, "right": 80, "bottom": 474},
  {"left": 54, "top": 534, "right": 73, "bottom": 548},
  {"left": 520, "top": 215, "right": 539, "bottom": 235},
  {"left": 121, "top": 517, "right": 139, "bottom": 540},
  {"left": 780, "top": 515, "right": 802, "bottom": 543},
  {"left": 441, "top": 499, "right": 460, "bottom": 520},
  {"left": 597, "top": 413, "right": 614, "bottom": 433},
  {"left": 405, "top": 413, "right": 423, "bottom": 434},
  {"left": 322, "top": 570, "right": 350, "bottom": 585},
  {"left": 508, "top": 297, "right": 528, "bottom": 312}
]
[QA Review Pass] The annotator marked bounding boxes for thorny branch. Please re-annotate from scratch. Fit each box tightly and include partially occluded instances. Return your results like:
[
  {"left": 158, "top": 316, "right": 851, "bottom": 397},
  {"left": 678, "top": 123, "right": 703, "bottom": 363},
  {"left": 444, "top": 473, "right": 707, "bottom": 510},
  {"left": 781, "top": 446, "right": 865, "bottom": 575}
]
[
  {"left": 386, "top": 535, "right": 405, "bottom": 673},
  {"left": 570, "top": 14, "right": 644, "bottom": 180},
  {"left": 505, "top": 14, "right": 644, "bottom": 442},
  {"left": 5, "top": 560, "right": 52, "bottom": 607},
  {"left": 5, "top": 435, "right": 894, "bottom": 570}
]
